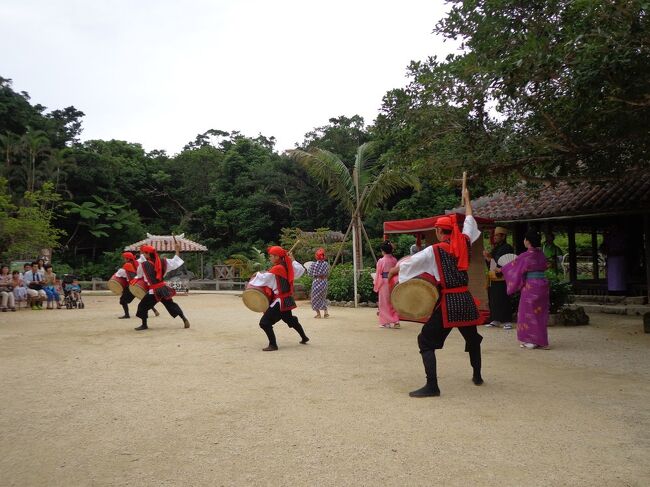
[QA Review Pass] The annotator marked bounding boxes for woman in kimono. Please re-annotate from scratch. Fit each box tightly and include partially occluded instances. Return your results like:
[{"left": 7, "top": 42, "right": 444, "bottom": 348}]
[
  {"left": 374, "top": 241, "right": 400, "bottom": 328},
  {"left": 307, "top": 248, "right": 330, "bottom": 318},
  {"left": 502, "top": 230, "right": 550, "bottom": 349}
]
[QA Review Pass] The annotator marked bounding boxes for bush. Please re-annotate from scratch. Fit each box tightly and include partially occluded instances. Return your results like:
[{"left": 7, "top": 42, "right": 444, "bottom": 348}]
[
  {"left": 326, "top": 263, "right": 377, "bottom": 302},
  {"left": 546, "top": 271, "right": 573, "bottom": 313}
]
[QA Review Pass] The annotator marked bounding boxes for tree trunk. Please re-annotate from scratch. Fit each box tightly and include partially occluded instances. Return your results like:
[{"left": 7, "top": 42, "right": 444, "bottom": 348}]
[{"left": 352, "top": 219, "right": 359, "bottom": 308}]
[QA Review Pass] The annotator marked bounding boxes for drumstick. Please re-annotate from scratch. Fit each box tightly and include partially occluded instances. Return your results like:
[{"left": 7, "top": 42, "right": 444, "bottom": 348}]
[
  {"left": 288, "top": 239, "right": 301, "bottom": 254},
  {"left": 461, "top": 170, "right": 467, "bottom": 205}
]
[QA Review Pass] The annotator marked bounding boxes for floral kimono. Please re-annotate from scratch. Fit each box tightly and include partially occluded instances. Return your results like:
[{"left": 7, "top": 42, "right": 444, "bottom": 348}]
[{"left": 502, "top": 248, "right": 550, "bottom": 347}]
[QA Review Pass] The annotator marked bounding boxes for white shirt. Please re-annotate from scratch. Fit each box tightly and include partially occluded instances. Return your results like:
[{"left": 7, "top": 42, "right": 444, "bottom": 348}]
[
  {"left": 249, "top": 260, "right": 305, "bottom": 307},
  {"left": 136, "top": 255, "right": 184, "bottom": 294},
  {"left": 398, "top": 215, "right": 481, "bottom": 283}
]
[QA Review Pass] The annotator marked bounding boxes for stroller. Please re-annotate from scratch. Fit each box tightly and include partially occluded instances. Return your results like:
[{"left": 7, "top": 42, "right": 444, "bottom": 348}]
[{"left": 62, "top": 274, "right": 85, "bottom": 309}]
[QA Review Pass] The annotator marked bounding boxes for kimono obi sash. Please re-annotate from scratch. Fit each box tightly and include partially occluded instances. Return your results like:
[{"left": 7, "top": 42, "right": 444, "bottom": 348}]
[
  {"left": 526, "top": 271, "right": 546, "bottom": 279},
  {"left": 381, "top": 271, "right": 389, "bottom": 279}
]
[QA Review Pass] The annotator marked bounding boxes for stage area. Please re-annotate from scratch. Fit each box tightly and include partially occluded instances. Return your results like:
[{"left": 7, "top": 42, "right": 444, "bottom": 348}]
[{"left": 1, "top": 295, "right": 648, "bottom": 486}]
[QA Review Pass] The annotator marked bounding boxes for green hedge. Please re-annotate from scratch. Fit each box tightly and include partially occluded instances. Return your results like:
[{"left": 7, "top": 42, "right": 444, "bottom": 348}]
[{"left": 298, "top": 263, "right": 378, "bottom": 302}]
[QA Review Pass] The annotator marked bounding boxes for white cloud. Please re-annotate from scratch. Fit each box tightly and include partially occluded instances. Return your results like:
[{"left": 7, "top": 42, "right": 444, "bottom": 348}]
[{"left": 1, "top": 0, "right": 455, "bottom": 155}]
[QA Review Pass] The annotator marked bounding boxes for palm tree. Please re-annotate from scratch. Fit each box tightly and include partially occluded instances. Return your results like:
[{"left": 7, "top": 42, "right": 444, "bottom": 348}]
[
  {"left": 288, "top": 142, "right": 420, "bottom": 306},
  {"left": 19, "top": 130, "right": 51, "bottom": 193}
]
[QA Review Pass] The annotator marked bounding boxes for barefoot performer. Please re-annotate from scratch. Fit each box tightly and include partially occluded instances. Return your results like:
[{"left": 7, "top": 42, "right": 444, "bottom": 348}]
[
  {"left": 115, "top": 252, "right": 159, "bottom": 320},
  {"left": 388, "top": 183, "right": 484, "bottom": 397},
  {"left": 248, "top": 245, "right": 309, "bottom": 351},
  {"left": 134, "top": 240, "right": 190, "bottom": 331}
]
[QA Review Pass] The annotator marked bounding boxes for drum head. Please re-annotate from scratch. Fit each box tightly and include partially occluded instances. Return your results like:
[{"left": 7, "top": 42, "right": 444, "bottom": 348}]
[
  {"left": 129, "top": 284, "right": 147, "bottom": 300},
  {"left": 391, "top": 279, "right": 439, "bottom": 320},
  {"left": 304, "top": 261, "right": 314, "bottom": 272},
  {"left": 242, "top": 288, "right": 270, "bottom": 313},
  {"left": 107, "top": 279, "right": 124, "bottom": 295}
]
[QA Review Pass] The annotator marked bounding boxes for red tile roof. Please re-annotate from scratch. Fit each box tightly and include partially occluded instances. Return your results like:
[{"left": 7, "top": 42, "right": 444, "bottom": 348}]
[
  {"left": 449, "top": 172, "right": 650, "bottom": 222},
  {"left": 125, "top": 234, "right": 207, "bottom": 252}
]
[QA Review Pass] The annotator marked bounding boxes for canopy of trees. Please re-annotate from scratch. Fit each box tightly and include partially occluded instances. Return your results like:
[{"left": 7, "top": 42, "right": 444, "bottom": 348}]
[{"left": 1, "top": 1, "right": 647, "bottom": 277}]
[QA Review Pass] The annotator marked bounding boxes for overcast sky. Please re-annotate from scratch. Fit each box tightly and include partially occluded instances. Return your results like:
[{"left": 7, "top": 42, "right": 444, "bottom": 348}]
[{"left": 2, "top": 0, "right": 455, "bottom": 155}]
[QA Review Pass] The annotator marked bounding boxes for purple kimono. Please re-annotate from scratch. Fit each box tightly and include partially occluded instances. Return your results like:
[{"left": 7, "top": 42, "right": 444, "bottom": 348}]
[
  {"left": 373, "top": 254, "right": 399, "bottom": 326},
  {"left": 502, "top": 248, "right": 549, "bottom": 347}
]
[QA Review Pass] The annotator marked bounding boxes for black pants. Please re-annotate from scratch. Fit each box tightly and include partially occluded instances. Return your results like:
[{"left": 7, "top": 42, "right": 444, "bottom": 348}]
[
  {"left": 120, "top": 287, "right": 136, "bottom": 306},
  {"left": 136, "top": 294, "right": 183, "bottom": 320},
  {"left": 488, "top": 280, "right": 512, "bottom": 322},
  {"left": 418, "top": 306, "right": 483, "bottom": 384},
  {"left": 259, "top": 303, "right": 307, "bottom": 346}
]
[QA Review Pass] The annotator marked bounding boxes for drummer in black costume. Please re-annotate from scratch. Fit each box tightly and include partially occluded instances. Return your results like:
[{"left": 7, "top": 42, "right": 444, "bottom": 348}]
[
  {"left": 388, "top": 187, "right": 484, "bottom": 397},
  {"left": 114, "top": 252, "right": 159, "bottom": 319},
  {"left": 134, "top": 242, "right": 190, "bottom": 331}
]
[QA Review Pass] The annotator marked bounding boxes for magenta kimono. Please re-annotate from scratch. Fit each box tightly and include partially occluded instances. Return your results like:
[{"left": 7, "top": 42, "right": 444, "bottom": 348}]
[
  {"left": 502, "top": 248, "right": 550, "bottom": 347},
  {"left": 374, "top": 254, "right": 399, "bottom": 326}
]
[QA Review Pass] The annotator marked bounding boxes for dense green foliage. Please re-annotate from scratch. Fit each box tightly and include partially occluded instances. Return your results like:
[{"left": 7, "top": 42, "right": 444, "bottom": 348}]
[{"left": 1, "top": 1, "right": 647, "bottom": 280}]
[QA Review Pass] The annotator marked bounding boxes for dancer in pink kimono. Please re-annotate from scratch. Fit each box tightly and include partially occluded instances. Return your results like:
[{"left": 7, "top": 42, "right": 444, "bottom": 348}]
[
  {"left": 502, "top": 230, "right": 550, "bottom": 349},
  {"left": 374, "top": 241, "right": 400, "bottom": 328}
]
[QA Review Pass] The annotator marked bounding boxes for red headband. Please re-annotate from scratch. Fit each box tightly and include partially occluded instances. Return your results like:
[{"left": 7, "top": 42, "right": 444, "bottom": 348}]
[
  {"left": 434, "top": 216, "right": 453, "bottom": 230},
  {"left": 315, "top": 248, "right": 326, "bottom": 260},
  {"left": 268, "top": 246, "right": 287, "bottom": 257}
]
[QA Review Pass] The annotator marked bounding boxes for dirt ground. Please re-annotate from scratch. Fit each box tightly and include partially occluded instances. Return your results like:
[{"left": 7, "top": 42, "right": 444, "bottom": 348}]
[{"left": 1, "top": 293, "right": 649, "bottom": 487}]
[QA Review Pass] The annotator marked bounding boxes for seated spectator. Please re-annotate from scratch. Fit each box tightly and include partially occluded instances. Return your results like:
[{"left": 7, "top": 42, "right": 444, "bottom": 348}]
[
  {"left": 0, "top": 264, "right": 16, "bottom": 312},
  {"left": 11, "top": 270, "right": 28, "bottom": 307},
  {"left": 42, "top": 264, "right": 62, "bottom": 309},
  {"left": 23, "top": 262, "right": 47, "bottom": 310},
  {"left": 22, "top": 263, "right": 31, "bottom": 278}
]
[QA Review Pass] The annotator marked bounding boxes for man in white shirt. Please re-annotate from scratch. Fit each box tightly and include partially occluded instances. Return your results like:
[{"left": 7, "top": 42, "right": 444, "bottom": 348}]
[
  {"left": 22, "top": 262, "right": 47, "bottom": 310},
  {"left": 388, "top": 188, "right": 484, "bottom": 397}
]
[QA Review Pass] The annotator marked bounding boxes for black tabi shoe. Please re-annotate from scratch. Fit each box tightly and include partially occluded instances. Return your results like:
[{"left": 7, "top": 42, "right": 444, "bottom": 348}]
[
  {"left": 299, "top": 336, "right": 310, "bottom": 344},
  {"left": 262, "top": 345, "right": 279, "bottom": 351},
  {"left": 153, "top": 309, "right": 160, "bottom": 317},
  {"left": 182, "top": 318, "right": 190, "bottom": 329},
  {"left": 118, "top": 315, "right": 130, "bottom": 319},
  {"left": 472, "top": 374, "right": 484, "bottom": 386},
  {"left": 409, "top": 383, "right": 441, "bottom": 398},
  {"left": 134, "top": 324, "right": 148, "bottom": 331}
]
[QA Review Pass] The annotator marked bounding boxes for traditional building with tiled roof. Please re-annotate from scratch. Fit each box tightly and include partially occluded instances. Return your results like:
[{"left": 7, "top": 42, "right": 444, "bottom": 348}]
[{"left": 448, "top": 172, "right": 650, "bottom": 300}]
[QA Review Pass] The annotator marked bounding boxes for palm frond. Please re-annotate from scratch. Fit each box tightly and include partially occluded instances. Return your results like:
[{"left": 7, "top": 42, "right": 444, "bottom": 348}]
[
  {"left": 287, "top": 148, "right": 355, "bottom": 212},
  {"left": 354, "top": 142, "right": 378, "bottom": 196},
  {"left": 361, "top": 166, "right": 421, "bottom": 214}
]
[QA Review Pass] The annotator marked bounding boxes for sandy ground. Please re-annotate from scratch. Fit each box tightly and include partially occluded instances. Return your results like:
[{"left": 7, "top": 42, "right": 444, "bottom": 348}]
[{"left": 1, "top": 293, "right": 649, "bottom": 487}]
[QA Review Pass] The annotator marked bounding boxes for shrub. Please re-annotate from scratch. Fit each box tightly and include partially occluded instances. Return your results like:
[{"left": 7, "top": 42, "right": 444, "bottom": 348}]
[
  {"left": 546, "top": 271, "right": 573, "bottom": 313},
  {"left": 326, "top": 263, "right": 377, "bottom": 302}
]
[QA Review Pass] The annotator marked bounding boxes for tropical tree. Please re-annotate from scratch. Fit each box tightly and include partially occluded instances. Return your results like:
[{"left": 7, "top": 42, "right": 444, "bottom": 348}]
[
  {"left": 288, "top": 142, "right": 420, "bottom": 305},
  {"left": 0, "top": 179, "right": 63, "bottom": 260},
  {"left": 225, "top": 247, "right": 269, "bottom": 279}
]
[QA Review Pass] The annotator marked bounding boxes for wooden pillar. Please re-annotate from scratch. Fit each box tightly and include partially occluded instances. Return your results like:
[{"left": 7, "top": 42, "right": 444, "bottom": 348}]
[
  {"left": 513, "top": 222, "right": 527, "bottom": 254},
  {"left": 568, "top": 221, "right": 578, "bottom": 283},
  {"left": 643, "top": 214, "right": 650, "bottom": 303},
  {"left": 591, "top": 226, "right": 599, "bottom": 280}
]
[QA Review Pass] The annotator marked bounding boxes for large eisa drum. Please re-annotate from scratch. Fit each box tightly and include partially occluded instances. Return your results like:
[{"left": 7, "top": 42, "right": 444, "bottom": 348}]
[
  {"left": 242, "top": 281, "right": 274, "bottom": 313},
  {"left": 128, "top": 278, "right": 149, "bottom": 300},
  {"left": 108, "top": 274, "right": 128, "bottom": 295},
  {"left": 390, "top": 256, "right": 440, "bottom": 322}
]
